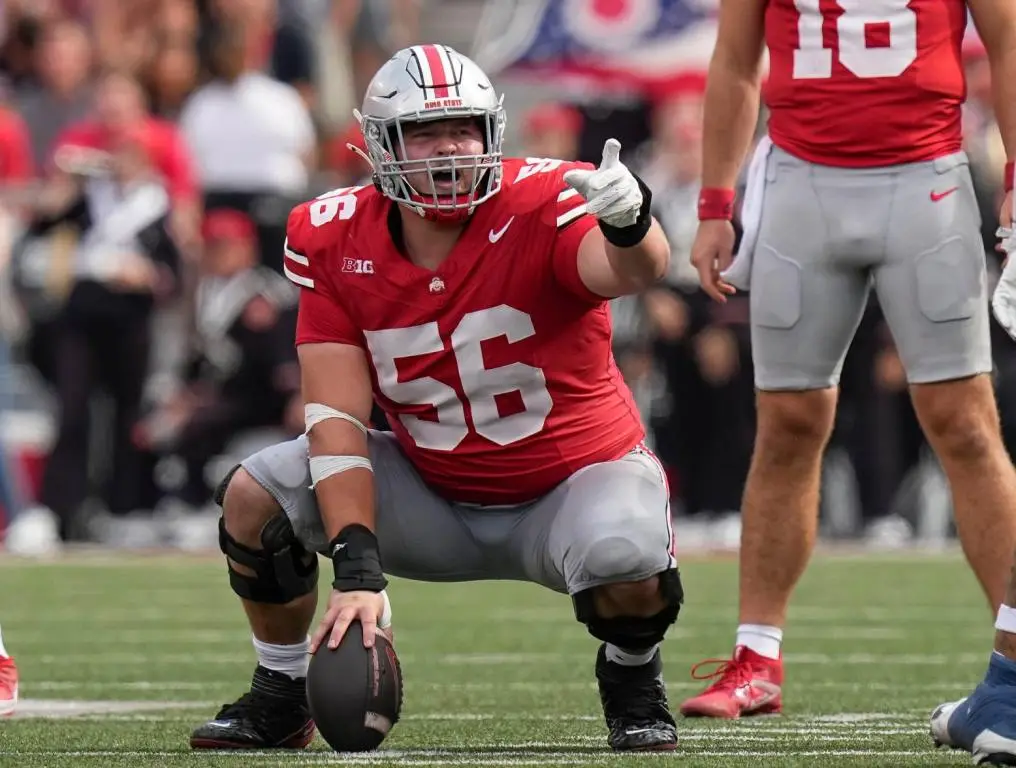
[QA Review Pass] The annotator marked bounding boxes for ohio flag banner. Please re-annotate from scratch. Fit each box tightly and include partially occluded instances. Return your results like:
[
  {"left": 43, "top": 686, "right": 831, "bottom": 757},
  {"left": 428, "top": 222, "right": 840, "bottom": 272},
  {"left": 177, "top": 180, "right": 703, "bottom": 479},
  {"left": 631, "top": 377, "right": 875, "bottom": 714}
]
[{"left": 471, "top": 0, "right": 718, "bottom": 97}]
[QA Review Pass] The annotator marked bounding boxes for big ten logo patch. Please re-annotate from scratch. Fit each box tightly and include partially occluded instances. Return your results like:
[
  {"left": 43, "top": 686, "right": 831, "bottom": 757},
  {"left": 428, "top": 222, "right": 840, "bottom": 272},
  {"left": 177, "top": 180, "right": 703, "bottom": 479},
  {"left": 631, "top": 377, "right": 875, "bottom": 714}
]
[{"left": 342, "top": 258, "right": 374, "bottom": 275}]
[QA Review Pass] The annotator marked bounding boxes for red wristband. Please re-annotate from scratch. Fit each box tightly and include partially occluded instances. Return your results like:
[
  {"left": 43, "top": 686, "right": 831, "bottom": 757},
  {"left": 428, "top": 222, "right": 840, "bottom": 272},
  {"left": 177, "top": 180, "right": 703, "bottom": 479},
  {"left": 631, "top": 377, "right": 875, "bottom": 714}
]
[
  {"left": 697, "top": 187, "right": 735, "bottom": 220},
  {"left": 1006, "top": 161, "right": 1014, "bottom": 193}
]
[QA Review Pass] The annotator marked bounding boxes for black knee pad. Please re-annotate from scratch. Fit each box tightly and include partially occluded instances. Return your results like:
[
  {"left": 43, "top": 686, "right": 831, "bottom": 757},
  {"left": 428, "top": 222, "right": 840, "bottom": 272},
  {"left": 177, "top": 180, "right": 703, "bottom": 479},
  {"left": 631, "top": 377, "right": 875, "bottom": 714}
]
[
  {"left": 573, "top": 567, "right": 684, "bottom": 649},
  {"left": 218, "top": 513, "right": 318, "bottom": 604},
  {"left": 213, "top": 463, "right": 242, "bottom": 507}
]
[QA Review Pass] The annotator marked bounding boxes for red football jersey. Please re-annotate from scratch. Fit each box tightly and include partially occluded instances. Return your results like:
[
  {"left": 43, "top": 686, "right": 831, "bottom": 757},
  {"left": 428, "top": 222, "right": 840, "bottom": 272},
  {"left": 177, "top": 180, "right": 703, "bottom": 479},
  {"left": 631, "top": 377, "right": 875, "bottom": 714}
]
[
  {"left": 763, "top": 0, "right": 968, "bottom": 167},
  {"left": 285, "top": 158, "right": 646, "bottom": 504}
]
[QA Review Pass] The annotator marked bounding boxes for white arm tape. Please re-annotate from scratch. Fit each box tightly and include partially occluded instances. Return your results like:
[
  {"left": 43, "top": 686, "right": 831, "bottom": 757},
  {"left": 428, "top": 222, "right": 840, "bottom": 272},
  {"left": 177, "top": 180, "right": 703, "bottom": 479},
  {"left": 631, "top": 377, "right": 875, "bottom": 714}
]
[
  {"left": 379, "top": 589, "right": 392, "bottom": 629},
  {"left": 304, "top": 403, "right": 368, "bottom": 435},
  {"left": 308, "top": 455, "right": 373, "bottom": 488}
]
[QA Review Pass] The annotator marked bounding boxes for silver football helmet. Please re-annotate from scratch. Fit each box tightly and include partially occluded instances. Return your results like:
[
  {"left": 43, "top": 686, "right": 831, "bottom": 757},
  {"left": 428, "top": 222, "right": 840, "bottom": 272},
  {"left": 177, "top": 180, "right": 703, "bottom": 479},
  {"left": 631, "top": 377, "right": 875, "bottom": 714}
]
[{"left": 356, "top": 45, "right": 506, "bottom": 220}]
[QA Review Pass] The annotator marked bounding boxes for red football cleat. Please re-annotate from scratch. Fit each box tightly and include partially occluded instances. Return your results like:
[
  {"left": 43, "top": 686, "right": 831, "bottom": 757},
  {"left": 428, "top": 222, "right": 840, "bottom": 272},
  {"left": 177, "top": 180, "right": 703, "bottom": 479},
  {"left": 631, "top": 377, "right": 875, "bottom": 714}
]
[
  {"left": 0, "top": 656, "right": 17, "bottom": 717},
  {"left": 679, "top": 645, "right": 782, "bottom": 719}
]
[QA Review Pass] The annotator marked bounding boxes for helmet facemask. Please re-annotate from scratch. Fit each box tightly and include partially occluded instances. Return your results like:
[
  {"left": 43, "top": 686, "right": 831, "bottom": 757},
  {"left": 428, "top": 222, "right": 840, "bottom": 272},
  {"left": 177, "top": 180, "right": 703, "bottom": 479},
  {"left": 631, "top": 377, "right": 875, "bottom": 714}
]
[{"left": 357, "top": 102, "right": 506, "bottom": 223}]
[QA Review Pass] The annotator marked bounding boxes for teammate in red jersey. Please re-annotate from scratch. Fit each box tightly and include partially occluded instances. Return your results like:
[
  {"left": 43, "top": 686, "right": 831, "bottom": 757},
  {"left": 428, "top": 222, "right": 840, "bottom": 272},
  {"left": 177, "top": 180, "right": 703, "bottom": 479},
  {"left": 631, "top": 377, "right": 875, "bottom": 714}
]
[
  {"left": 190, "top": 45, "right": 681, "bottom": 752},
  {"left": 683, "top": 0, "right": 1016, "bottom": 748}
]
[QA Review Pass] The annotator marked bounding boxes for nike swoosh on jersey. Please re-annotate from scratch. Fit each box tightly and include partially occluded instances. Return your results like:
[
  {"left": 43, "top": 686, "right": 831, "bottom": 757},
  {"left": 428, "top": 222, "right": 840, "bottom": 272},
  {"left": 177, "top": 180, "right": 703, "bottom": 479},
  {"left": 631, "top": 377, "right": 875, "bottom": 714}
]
[{"left": 489, "top": 217, "right": 515, "bottom": 243}]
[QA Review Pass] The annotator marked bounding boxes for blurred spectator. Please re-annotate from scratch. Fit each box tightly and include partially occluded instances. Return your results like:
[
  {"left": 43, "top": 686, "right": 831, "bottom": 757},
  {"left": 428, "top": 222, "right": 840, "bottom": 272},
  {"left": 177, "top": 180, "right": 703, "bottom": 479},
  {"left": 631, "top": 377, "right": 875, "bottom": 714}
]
[
  {"left": 639, "top": 77, "right": 754, "bottom": 535},
  {"left": 0, "top": 104, "right": 33, "bottom": 189},
  {"left": 0, "top": 1, "right": 53, "bottom": 90},
  {"left": 201, "top": 0, "right": 317, "bottom": 107},
  {"left": 334, "top": 0, "right": 421, "bottom": 105},
  {"left": 54, "top": 69, "right": 198, "bottom": 206},
  {"left": 16, "top": 18, "right": 93, "bottom": 173},
  {"left": 0, "top": 98, "right": 31, "bottom": 518},
  {"left": 520, "top": 103, "right": 582, "bottom": 161},
  {"left": 145, "top": 41, "right": 200, "bottom": 121},
  {"left": 143, "top": 2, "right": 201, "bottom": 120},
  {"left": 136, "top": 209, "right": 300, "bottom": 522},
  {"left": 0, "top": 194, "right": 25, "bottom": 532},
  {"left": 180, "top": 22, "right": 315, "bottom": 272},
  {"left": 18, "top": 129, "right": 181, "bottom": 541},
  {"left": 319, "top": 119, "right": 372, "bottom": 190}
]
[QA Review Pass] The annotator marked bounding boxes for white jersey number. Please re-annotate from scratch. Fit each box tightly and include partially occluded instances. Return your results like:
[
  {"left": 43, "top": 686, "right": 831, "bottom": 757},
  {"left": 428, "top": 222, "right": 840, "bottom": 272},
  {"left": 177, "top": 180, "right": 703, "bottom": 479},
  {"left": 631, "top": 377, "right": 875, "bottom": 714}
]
[
  {"left": 792, "top": 0, "right": 917, "bottom": 80},
  {"left": 364, "top": 305, "right": 553, "bottom": 451},
  {"left": 309, "top": 186, "right": 364, "bottom": 228}
]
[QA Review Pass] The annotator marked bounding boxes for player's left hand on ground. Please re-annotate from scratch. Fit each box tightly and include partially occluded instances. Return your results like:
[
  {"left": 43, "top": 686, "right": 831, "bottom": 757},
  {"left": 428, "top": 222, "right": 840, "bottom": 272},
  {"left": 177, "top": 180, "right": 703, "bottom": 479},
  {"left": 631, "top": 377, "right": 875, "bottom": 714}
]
[
  {"left": 562, "top": 139, "right": 642, "bottom": 228},
  {"left": 310, "top": 589, "right": 390, "bottom": 652}
]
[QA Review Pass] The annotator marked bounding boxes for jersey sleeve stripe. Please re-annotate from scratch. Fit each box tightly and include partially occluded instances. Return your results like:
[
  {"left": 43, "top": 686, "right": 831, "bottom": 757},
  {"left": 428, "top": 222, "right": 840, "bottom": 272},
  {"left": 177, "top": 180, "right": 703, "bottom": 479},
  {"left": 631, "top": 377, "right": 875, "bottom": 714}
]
[
  {"left": 557, "top": 203, "right": 588, "bottom": 229},
  {"left": 284, "top": 263, "right": 315, "bottom": 289},
  {"left": 283, "top": 238, "right": 315, "bottom": 289},
  {"left": 284, "top": 241, "right": 309, "bottom": 266},
  {"left": 555, "top": 183, "right": 588, "bottom": 230}
]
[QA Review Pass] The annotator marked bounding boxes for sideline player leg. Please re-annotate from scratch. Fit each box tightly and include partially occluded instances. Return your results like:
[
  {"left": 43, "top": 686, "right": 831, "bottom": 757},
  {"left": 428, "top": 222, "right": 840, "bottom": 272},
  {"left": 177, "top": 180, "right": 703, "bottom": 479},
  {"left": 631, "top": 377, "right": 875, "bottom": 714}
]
[
  {"left": 684, "top": 152, "right": 1016, "bottom": 720},
  {"left": 931, "top": 188, "right": 1016, "bottom": 765},
  {"left": 511, "top": 446, "right": 682, "bottom": 750},
  {"left": 931, "top": 568, "right": 1016, "bottom": 765},
  {"left": 0, "top": 622, "right": 17, "bottom": 717},
  {"left": 874, "top": 154, "right": 1016, "bottom": 620},
  {"left": 682, "top": 147, "right": 872, "bottom": 719}
]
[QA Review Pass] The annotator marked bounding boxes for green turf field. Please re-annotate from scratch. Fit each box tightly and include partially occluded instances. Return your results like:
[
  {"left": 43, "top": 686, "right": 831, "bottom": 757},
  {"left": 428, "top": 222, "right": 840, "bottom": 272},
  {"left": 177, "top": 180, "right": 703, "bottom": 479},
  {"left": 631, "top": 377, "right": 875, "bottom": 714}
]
[{"left": 0, "top": 549, "right": 998, "bottom": 766}]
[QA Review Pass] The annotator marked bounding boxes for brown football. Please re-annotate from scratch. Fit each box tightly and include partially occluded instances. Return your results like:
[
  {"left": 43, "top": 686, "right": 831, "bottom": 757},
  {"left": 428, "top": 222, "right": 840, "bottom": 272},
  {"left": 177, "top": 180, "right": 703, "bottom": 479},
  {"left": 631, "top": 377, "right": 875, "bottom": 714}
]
[{"left": 306, "top": 622, "right": 403, "bottom": 752}]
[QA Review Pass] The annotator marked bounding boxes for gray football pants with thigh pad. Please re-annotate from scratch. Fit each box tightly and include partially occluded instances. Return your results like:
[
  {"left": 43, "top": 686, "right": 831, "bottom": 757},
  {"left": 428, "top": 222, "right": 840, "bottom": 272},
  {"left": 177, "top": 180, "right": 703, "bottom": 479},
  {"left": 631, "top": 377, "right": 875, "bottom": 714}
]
[
  {"left": 750, "top": 146, "right": 991, "bottom": 390},
  {"left": 240, "top": 432, "right": 675, "bottom": 594}
]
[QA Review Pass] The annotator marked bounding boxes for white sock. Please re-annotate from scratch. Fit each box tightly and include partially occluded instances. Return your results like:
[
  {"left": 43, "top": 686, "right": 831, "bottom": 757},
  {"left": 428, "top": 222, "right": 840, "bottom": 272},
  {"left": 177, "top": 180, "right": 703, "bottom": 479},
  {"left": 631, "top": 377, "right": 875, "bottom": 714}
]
[
  {"left": 252, "top": 635, "right": 310, "bottom": 680},
  {"left": 605, "top": 643, "right": 659, "bottom": 667},
  {"left": 736, "top": 623, "right": 783, "bottom": 660},
  {"left": 0, "top": 624, "right": 7, "bottom": 658},
  {"left": 995, "top": 604, "right": 1016, "bottom": 634}
]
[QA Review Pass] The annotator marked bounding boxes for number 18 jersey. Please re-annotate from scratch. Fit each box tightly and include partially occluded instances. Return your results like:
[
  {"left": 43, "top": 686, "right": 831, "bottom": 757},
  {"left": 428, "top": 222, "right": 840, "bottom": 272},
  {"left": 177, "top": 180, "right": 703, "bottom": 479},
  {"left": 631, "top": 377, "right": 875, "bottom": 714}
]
[
  {"left": 285, "top": 158, "right": 646, "bottom": 505},
  {"left": 763, "top": 0, "right": 968, "bottom": 167}
]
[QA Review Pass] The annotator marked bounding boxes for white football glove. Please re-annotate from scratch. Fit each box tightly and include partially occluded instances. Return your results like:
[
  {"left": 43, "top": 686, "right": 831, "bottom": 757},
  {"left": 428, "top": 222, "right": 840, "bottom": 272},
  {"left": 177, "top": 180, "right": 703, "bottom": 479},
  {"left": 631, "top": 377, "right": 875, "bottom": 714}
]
[
  {"left": 993, "top": 225, "right": 1016, "bottom": 340},
  {"left": 563, "top": 138, "right": 643, "bottom": 229}
]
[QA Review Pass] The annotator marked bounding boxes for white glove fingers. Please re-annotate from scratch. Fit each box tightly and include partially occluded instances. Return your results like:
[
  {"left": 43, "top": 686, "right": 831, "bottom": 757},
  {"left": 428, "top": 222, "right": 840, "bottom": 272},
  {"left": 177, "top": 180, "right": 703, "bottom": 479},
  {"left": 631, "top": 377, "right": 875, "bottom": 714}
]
[{"left": 601, "top": 139, "right": 622, "bottom": 168}]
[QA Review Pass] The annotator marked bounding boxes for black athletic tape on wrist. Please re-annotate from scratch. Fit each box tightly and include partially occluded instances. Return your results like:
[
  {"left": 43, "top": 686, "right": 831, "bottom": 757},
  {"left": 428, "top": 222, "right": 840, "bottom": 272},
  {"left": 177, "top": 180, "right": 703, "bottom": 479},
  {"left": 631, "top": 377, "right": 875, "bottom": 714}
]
[
  {"left": 598, "top": 173, "right": 653, "bottom": 249},
  {"left": 328, "top": 524, "right": 388, "bottom": 592}
]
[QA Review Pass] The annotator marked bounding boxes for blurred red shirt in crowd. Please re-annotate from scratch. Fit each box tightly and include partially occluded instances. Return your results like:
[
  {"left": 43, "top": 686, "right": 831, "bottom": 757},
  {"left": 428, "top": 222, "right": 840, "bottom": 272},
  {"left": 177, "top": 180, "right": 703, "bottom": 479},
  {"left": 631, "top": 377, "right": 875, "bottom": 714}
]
[
  {"left": 50, "top": 70, "right": 197, "bottom": 205},
  {"left": 0, "top": 107, "right": 33, "bottom": 182}
]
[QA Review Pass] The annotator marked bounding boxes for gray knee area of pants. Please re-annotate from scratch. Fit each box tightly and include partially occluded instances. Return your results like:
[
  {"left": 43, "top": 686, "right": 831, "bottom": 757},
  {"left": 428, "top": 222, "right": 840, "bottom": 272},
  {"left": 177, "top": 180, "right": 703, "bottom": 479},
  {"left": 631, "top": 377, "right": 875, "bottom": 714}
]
[
  {"left": 238, "top": 436, "right": 327, "bottom": 553},
  {"left": 552, "top": 452, "right": 674, "bottom": 594},
  {"left": 567, "top": 526, "right": 671, "bottom": 593},
  {"left": 581, "top": 536, "right": 651, "bottom": 581}
]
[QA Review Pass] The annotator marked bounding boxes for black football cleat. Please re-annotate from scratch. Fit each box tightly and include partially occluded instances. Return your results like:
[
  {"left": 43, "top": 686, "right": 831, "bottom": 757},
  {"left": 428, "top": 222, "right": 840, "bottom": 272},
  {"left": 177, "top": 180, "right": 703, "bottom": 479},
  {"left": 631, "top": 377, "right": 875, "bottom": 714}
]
[
  {"left": 190, "top": 665, "right": 315, "bottom": 750},
  {"left": 596, "top": 643, "right": 678, "bottom": 751}
]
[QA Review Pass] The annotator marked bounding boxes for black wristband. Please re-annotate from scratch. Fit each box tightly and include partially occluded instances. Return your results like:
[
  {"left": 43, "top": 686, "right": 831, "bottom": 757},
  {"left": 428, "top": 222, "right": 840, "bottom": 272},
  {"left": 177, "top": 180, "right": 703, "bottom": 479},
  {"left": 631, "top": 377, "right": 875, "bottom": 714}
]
[
  {"left": 327, "top": 524, "right": 388, "bottom": 593},
  {"left": 598, "top": 173, "right": 653, "bottom": 248}
]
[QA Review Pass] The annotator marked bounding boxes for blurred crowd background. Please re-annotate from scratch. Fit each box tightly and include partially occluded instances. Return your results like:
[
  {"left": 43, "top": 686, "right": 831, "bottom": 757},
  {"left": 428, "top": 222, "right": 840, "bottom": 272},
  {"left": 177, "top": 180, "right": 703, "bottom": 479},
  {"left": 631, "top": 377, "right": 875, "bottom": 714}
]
[{"left": 0, "top": 0, "right": 1009, "bottom": 555}]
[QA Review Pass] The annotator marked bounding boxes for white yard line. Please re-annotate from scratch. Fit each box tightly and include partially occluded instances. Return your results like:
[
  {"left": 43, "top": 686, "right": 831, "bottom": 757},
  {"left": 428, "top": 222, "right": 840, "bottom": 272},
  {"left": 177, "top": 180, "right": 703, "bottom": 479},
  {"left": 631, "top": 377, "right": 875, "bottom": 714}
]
[
  {"left": 12, "top": 699, "right": 215, "bottom": 718},
  {"left": 22, "top": 678, "right": 978, "bottom": 695},
  {"left": 0, "top": 748, "right": 943, "bottom": 761},
  {"left": 14, "top": 650, "right": 991, "bottom": 667}
]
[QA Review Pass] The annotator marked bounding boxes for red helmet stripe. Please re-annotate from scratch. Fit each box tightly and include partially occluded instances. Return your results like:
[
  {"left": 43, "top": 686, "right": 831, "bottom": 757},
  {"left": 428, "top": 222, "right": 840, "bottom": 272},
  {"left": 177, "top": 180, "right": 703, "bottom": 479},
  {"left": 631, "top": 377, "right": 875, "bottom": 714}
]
[{"left": 422, "top": 45, "right": 451, "bottom": 98}]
